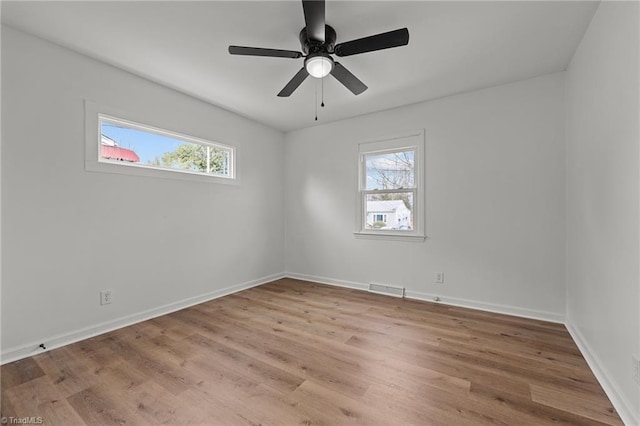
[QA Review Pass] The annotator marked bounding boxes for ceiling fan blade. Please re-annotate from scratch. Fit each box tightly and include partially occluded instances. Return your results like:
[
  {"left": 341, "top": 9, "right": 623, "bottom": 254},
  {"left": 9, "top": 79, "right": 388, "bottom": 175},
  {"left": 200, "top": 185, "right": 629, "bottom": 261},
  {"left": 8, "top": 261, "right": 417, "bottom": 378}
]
[
  {"left": 277, "top": 68, "right": 309, "bottom": 97},
  {"left": 334, "top": 28, "right": 409, "bottom": 57},
  {"left": 302, "top": 0, "right": 325, "bottom": 42},
  {"left": 330, "top": 62, "right": 367, "bottom": 95},
  {"left": 229, "top": 46, "right": 302, "bottom": 59}
]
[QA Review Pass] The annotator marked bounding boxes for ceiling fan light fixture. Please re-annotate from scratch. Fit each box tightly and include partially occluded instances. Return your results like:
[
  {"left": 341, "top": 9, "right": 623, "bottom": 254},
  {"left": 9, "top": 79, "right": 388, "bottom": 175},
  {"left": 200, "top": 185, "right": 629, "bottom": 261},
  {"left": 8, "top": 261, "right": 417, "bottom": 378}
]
[{"left": 305, "top": 54, "right": 333, "bottom": 78}]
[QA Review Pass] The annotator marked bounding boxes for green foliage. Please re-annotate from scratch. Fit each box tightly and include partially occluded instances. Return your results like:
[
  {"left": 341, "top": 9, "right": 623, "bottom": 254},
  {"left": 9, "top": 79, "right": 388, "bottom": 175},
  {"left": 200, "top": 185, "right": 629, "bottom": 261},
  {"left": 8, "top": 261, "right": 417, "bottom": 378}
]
[
  {"left": 372, "top": 221, "right": 387, "bottom": 228},
  {"left": 148, "top": 143, "right": 227, "bottom": 174}
]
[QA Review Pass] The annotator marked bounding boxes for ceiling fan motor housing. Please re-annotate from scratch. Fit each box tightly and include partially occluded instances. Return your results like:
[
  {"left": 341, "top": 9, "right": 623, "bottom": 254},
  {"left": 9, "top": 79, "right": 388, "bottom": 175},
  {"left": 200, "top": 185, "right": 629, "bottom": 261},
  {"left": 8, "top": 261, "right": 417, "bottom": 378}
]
[{"left": 299, "top": 25, "right": 337, "bottom": 55}]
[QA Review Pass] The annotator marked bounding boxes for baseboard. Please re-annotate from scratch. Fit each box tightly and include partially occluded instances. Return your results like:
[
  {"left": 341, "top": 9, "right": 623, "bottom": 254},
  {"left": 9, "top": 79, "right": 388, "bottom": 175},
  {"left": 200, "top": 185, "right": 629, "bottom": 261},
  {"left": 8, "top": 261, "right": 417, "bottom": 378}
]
[
  {"left": 565, "top": 319, "right": 638, "bottom": 426},
  {"left": 0, "top": 272, "right": 285, "bottom": 365},
  {"left": 285, "top": 272, "right": 564, "bottom": 324},
  {"left": 285, "top": 272, "right": 369, "bottom": 291},
  {"left": 405, "top": 290, "right": 565, "bottom": 323}
]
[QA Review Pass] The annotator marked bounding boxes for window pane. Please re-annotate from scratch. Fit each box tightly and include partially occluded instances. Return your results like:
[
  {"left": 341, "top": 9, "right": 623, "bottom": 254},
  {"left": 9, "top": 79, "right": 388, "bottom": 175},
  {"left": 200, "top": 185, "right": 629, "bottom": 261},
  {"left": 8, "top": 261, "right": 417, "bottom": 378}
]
[
  {"left": 365, "top": 193, "right": 413, "bottom": 230},
  {"left": 365, "top": 150, "right": 414, "bottom": 190},
  {"left": 100, "top": 118, "right": 231, "bottom": 177}
]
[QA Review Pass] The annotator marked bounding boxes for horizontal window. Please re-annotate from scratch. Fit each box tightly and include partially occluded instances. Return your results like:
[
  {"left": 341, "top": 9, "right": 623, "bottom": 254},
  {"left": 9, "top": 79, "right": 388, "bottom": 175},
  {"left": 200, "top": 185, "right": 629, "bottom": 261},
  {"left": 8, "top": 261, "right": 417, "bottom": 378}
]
[{"left": 98, "top": 115, "right": 234, "bottom": 179}]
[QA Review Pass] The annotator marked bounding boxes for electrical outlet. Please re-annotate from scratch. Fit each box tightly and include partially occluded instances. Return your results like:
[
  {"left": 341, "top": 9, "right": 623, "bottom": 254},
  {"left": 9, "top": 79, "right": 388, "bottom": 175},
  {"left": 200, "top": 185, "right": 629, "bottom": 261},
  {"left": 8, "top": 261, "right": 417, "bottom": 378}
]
[
  {"left": 633, "top": 354, "right": 640, "bottom": 386},
  {"left": 100, "top": 290, "right": 112, "bottom": 305},
  {"left": 435, "top": 272, "right": 444, "bottom": 284}
]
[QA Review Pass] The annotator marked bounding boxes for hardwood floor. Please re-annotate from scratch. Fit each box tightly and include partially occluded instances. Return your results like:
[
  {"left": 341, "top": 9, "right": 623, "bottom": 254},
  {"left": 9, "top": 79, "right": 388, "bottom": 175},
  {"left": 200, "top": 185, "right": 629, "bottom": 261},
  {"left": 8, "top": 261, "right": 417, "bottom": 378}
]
[{"left": 1, "top": 278, "right": 623, "bottom": 425}]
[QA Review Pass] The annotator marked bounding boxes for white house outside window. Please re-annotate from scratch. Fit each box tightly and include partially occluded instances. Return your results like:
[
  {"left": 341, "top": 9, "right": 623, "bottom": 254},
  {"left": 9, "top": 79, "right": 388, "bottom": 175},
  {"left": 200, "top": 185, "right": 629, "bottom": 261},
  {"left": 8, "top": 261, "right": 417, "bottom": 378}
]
[{"left": 356, "top": 131, "right": 425, "bottom": 241}]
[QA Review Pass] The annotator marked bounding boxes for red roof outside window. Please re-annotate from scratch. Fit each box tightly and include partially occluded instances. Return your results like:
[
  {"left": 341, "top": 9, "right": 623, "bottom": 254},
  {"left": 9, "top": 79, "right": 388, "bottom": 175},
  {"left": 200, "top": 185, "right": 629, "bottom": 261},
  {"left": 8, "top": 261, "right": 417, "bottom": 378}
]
[{"left": 100, "top": 145, "right": 140, "bottom": 162}]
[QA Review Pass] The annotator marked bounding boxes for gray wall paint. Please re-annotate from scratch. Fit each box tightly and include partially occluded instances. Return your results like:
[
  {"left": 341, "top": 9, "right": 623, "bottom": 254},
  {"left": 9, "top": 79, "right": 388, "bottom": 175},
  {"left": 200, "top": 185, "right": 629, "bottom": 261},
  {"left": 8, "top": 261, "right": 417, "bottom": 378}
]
[
  {"left": 1, "top": 27, "right": 285, "bottom": 351},
  {"left": 566, "top": 1, "right": 639, "bottom": 422},
  {"left": 284, "top": 73, "right": 566, "bottom": 319}
]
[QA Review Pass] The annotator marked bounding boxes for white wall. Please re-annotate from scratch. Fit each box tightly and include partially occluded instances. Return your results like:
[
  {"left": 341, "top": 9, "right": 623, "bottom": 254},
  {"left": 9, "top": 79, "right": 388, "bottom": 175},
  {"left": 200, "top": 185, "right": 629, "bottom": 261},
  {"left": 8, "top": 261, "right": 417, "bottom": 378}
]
[
  {"left": 565, "top": 2, "right": 639, "bottom": 424},
  {"left": 3, "top": 9, "right": 638, "bottom": 422},
  {"left": 285, "top": 73, "right": 566, "bottom": 321},
  {"left": 1, "top": 27, "right": 285, "bottom": 359}
]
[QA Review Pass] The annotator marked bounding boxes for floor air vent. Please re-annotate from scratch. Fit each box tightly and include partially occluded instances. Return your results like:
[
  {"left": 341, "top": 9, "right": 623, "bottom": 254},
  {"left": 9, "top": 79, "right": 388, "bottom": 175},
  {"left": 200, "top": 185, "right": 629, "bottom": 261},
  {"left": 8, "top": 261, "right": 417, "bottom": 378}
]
[{"left": 368, "top": 282, "right": 405, "bottom": 298}]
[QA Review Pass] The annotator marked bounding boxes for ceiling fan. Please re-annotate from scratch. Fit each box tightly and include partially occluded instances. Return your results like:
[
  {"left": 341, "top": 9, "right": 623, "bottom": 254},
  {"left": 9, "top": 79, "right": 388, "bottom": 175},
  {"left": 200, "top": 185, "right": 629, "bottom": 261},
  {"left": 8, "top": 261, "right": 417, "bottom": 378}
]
[{"left": 228, "top": 0, "right": 409, "bottom": 97}]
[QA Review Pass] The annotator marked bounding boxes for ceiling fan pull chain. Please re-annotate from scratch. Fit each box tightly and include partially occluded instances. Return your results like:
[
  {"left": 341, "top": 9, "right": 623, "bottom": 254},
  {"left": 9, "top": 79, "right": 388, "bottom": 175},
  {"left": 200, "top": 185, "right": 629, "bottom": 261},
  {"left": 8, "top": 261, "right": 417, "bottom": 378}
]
[
  {"left": 321, "top": 74, "right": 325, "bottom": 107},
  {"left": 315, "top": 87, "right": 318, "bottom": 121}
]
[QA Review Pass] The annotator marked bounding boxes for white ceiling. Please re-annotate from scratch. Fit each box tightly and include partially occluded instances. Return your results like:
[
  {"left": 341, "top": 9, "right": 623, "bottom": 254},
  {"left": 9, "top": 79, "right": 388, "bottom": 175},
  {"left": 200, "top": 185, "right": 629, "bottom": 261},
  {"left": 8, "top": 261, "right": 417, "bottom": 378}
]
[{"left": 2, "top": 1, "right": 598, "bottom": 132}]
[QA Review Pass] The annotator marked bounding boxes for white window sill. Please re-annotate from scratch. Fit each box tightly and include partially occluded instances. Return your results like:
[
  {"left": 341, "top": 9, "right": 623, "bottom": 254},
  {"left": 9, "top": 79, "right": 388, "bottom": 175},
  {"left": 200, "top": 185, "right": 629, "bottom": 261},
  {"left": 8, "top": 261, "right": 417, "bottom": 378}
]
[
  {"left": 86, "top": 159, "right": 240, "bottom": 185},
  {"left": 353, "top": 231, "right": 426, "bottom": 242}
]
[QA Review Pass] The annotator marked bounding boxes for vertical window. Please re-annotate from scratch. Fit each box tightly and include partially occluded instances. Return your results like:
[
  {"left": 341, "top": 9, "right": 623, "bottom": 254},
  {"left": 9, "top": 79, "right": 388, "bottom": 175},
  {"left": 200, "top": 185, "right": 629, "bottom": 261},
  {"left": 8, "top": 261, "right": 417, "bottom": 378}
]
[{"left": 357, "top": 131, "right": 425, "bottom": 240}]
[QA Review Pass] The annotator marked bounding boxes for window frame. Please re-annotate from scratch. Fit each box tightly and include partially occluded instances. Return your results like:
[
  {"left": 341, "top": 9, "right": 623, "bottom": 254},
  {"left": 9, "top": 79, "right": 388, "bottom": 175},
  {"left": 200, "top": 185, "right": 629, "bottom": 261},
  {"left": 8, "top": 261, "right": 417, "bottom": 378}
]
[
  {"left": 85, "top": 101, "right": 238, "bottom": 185},
  {"left": 355, "top": 130, "right": 425, "bottom": 241}
]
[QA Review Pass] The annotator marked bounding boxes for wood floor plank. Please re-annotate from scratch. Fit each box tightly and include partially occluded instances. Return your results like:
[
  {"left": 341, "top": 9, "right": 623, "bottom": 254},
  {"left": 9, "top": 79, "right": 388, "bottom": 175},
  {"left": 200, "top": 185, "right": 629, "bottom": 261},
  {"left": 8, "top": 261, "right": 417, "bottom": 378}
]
[
  {"left": 67, "top": 385, "right": 146, "bottom": 426},
  {"left": 32, "top": 347, "right": 102, "bottom": 398},
  {"left": 287, "top": 379, "right": 384, "bottom": 425},
  {"left": 176, "top": 387, "right": 256, "bottom": 426},
  {"left": 0, "top": 383, "right": 18, "bottom": 418},
  {"left": 184, "top": 355, "right": 322, "bottom": 426},
  {"left": 64, "top": 361, "right": 152, "bottom": 425},
  {"left": 102, "top": 376, "right": 206, "bottom": 425},
  {"left": 438, "top": 338, "right": 600, "bottom": 382},
  {"left": 219, "top": 307, "right": 472, "bottom": 397},
  {"left": 1, "top": 357, "right": 45, "bottom": 389},
  {"left": 177, "top": 309, "right": 373, "bottom": 397},
  {"left": 363, "top": 383, "right": 469, "bottom": 426},
  {"left": 530, "top": 383, "right": 622, "bottom": 425},
  {"left": 0, "top": 278, "right": 623, "bottom": 425},
  {"left": 469, "top": 382, "right": 614, "bottom": 426},
  {"left": 100, "top": 333, "right": 201, "bottom": 396},
  {"left": 345, "top": 331, "right": 534, "bottom": 398},
  {"left": 183, "top": 333, "right": 305, "bottom": 394},
  {"left": 3, "top": 376, "right": 86, "bottom": 426},
  {"left": 202, "top": 294, "right": 356, "bottom": 343},
  {"left": 238, "top": 383, "right": 326, "bottom": 426}
]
